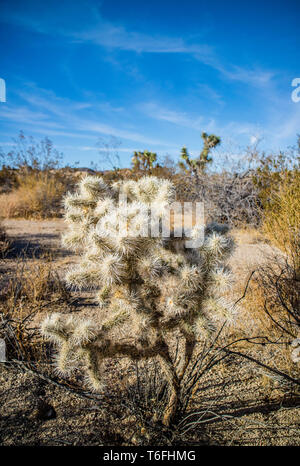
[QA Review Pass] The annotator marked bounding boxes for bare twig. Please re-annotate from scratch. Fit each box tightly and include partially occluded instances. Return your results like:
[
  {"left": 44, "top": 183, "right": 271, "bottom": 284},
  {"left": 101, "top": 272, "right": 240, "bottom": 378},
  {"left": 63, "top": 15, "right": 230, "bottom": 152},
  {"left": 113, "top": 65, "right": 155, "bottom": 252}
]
[{"left": 221, "top": 349, "right": 300, "bottom": 386}]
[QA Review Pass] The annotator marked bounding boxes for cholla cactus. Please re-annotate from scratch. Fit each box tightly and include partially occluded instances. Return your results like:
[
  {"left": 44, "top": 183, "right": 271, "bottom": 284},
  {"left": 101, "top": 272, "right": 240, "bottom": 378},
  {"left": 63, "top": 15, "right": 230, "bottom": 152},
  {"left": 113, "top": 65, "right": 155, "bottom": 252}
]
[
  {"left": 291, "top": 337, "right": 300, "bottom": 363},
  {"left": 41, "top": 175, "right": 235, "bottom": 425}
]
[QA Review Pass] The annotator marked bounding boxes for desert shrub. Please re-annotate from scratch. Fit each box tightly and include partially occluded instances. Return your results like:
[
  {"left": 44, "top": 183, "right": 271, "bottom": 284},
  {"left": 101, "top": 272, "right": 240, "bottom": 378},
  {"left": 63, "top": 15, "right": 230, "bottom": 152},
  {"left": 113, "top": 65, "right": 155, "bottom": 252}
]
[
  {"left": 176, "top": 138, "right": 299, "bottom": 228},
  {"left": 40, "top": 175, "right": 236, "bottom": 426},
  {"left": 0, "top": 131, "right": 63, "bottom": 171},
  {"left": 253, "top": 146, "right": 300, "bottom": 357},
  {"left": 0, "top": 166, "right": 18, "bottom": 194},
  {"left": 0, "top": 221, "right": 10, "bottom": 257},
  {"left": 261, "top": 168, "right": 299, "bottom": 259},
  {"left": 0, "top": 257, "right": 71, "bottom": 363},
  {"left": 100, "top": 168, "right": 136, "bottom": 184},
  {"left": 1, "top": 259, "right": 70, "bottom": 305},
  {"left": 243, "top": 157, "right": 300, "bottom": 371},
  {"left": 0, "top": 132, "right": 73, "bottom": 218},
  {"left": 256, "top": 253, "right": 299, "bottom": 333},
  {"left": 253, "top": 148, "right": 298, "bottom": 205},
  {"left": 100, "top": 155, "right": 175, "bottom": 184},
  {"left": 0, "top": 171, "right": 68, "bottom": 218},
  {"left": 150, "top": 155, "right": 177, "bottom": 180},
  {"left": 253, "top": 138, "right": 299, "bottom": 239},
  {"left": 174, "top": 170, "right": 260, "bottom": 227},
  {"left": 0, "top": 308, "right": 47, "bottom": 362},
  {"left": 249, "top": 242, "right": 300, "bottom": 377}
]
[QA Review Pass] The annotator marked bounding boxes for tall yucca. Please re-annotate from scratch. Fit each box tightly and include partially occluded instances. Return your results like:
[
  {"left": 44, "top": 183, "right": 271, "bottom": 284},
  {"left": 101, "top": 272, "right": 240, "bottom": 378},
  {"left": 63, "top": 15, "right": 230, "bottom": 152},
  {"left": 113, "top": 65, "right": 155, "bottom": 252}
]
[{"left": 41, "top": 175, "right": 235, "bottom": 425}]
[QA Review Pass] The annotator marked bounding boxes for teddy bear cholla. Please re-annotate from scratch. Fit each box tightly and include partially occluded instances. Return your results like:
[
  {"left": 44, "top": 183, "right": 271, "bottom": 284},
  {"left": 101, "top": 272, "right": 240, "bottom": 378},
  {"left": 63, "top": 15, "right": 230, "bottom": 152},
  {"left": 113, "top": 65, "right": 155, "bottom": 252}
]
[{"left": 41, "top": 175, "right": 235, "bottom": 425}]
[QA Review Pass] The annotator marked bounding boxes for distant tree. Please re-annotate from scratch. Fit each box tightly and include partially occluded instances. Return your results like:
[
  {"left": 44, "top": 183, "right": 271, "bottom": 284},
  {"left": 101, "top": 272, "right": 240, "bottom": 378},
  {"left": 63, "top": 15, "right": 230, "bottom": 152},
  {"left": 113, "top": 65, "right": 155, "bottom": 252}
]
[
  {"left": 179, "top": 132, "right": 221, "bottom": 176},
  {"left": 131, "top": 150, "right": 157, "bottom": 173}
]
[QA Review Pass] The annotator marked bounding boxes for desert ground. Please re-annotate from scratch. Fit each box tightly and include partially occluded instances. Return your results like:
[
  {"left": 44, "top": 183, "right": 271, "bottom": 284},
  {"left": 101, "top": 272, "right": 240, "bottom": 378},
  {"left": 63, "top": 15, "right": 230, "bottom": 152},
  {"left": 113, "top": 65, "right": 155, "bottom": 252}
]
[{"left": 0, "top": 218, "right": 299, "bottom": 446}]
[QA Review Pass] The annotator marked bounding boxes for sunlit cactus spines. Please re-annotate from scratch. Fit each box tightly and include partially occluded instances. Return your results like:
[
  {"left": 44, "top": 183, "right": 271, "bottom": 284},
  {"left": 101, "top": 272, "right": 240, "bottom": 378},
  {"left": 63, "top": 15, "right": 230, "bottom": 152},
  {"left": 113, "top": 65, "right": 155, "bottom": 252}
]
[
  {"left": 291, "top": 337, "right": 300, "bottom": 363},
  {"left": 42, "top": 174, "right": 235, "bottom": 425}
]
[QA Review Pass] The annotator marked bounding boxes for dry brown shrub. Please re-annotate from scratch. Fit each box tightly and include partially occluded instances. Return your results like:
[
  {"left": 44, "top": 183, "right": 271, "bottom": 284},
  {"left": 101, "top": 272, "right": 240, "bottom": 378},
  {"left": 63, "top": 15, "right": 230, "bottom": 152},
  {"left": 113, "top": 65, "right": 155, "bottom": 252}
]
[
  {"left": 262, "top": 170, "right": 299, "bottom": 261},
  {"left": 0, "top": 172, "right": 68, "bottom": 219},
  {"left": 173, "top": 171, "right": 260, "bottom": 227},
  {"left": 1, "top": 259, "right": 70, "bottom": 306},
  {"left": 0, "top": 221, "right": 10, "bottom": 256},
  {"left": 0, "top": 256, "right": 71, "bottom": 363}
]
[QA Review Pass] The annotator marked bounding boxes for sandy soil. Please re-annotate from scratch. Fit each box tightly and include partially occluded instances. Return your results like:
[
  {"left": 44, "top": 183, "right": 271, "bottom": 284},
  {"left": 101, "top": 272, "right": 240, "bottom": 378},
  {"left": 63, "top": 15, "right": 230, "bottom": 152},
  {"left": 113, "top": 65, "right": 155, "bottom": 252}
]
[
  {"left": 0, "top": 219, "right": 299, "bottom": 446},
  {"left": 2, "top": 217, "right": 277, "bottom": 274}
]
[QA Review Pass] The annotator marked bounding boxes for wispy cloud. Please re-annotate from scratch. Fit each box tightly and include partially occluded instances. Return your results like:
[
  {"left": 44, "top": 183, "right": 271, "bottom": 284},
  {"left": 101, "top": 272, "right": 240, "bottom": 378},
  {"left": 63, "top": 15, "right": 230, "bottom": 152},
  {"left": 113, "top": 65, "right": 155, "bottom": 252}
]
[
  {"left": 56, "top": 144, "right": 137, "bottom": 153},
  {"left": 215, "top": 64, "right": 275, "bottom": 88},
  {"left": 0, "top": 85, "right": 175, "bottom": 148},
  {"left": 78, "top": 23, "right": 212, "bottom": 56},
  {"left": 0, "top": 105, "right": 62, "bottom": 128},
  {"left": 1, "top": 2, "right": 213, "bottom": 58},
  {"left": 269, "top": 103, "right": 300, "bottom": 143},
  {"left": 140, "top": 100, "right": 271, "bottom": 150},
  {"left": 1, "top": 0, "right": 275, "bottom": 88},
  {"left": 196, "top": 83, "right": 224, "bottom": 105},
  {"left": 141, "top": 102, "right": 205, "bottom": 131},
  {"left": 2, "top": 75, "right": 296, "bottom": 160}
]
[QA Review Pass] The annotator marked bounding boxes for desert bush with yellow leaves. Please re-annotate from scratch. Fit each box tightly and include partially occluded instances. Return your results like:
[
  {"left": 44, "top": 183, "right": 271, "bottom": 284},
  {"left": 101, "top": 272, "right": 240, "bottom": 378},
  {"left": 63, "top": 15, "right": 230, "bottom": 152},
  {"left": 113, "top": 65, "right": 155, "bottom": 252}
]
[{"left": 262, "top": 168, "right": 299, "bottom": 258}]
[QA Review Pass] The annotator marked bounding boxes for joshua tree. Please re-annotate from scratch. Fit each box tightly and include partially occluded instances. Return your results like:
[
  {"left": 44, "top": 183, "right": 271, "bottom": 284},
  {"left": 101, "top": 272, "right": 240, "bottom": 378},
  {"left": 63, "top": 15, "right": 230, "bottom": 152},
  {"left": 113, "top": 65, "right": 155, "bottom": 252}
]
[
  {"left": 131, "top": 150, "right": 157, "bottom": 173},
  {"left": 41, "top": 175, "right": 235, "bottom": 426},
  {"left": 179, "top": 132, "right": 221, "bottom": 176}
]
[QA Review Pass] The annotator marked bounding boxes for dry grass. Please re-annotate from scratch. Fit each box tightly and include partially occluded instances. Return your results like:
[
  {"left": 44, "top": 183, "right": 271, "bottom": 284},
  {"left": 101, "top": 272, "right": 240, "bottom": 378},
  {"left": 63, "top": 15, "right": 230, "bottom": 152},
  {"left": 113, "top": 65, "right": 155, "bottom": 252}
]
[
  {"left": 231, "top": 233, "right": 300, "bottom": 393},
  {"left": 0, "top": 258, "right": 70, "bottom": 306},
  {"left": 240, "top": 277, "right": 299, "bottom": 378},
  {"left": 218, "top": 223, "right": 300, "bottom": 396},
  {"left": 0, "top": 196, "right": 298, "bottom": 445},
  {"left": 0, "top": 238, "right": 298, "bottom": 445},
  {"left": 0, "top": 172, "right": 67, "bottom": 219},
  {"left": 0, "top": 254, "right": 72, "bottom": 365},
  {"left": 230, "top": 167, "right": 299, "bottom": 363},
  {"left": 232, "top": 226, "right": 268, "bottom": 245},
  {"left": 0, "top": 221, "right": 11, "bottom": 256},
  {"left": 0, "top": 306, "right": 49, "bottom": 363},
  {"left": 262, "top": 170, "right": 300, "bottom": 258}
]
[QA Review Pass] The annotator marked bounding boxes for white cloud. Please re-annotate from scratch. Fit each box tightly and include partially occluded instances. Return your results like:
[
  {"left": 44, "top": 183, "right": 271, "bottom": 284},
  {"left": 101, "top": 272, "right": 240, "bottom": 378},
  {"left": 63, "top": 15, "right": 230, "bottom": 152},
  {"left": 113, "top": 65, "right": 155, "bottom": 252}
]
[
  {"left": 250, "top": 135, "right": 259, "bottom": 144},
  {"left": 1, "top": 1, "right": 275, "bottom": 89},
  {"left": 216, "top": 64, "right": 275, "bottom": 87},
  {"left": 141, "top": 102, "right": 204, "bottom": 130},
  {"left": 1, "top": 86, "right": 175, "bottom": 148}
]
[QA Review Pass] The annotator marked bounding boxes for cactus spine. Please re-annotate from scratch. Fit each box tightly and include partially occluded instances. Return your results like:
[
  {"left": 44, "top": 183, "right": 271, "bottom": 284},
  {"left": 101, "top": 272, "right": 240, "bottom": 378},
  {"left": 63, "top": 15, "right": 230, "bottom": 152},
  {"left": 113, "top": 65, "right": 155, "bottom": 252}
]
[{"left": 41, "top": 175, "right": 235, "bottom": 425}]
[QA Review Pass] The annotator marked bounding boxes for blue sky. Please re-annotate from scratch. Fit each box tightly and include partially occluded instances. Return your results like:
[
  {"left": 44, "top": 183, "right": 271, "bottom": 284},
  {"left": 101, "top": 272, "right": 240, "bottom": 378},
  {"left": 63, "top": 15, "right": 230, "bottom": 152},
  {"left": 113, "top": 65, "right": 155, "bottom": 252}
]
[{"left": 0, "top": 0, "right": 299, "bottom": 169}]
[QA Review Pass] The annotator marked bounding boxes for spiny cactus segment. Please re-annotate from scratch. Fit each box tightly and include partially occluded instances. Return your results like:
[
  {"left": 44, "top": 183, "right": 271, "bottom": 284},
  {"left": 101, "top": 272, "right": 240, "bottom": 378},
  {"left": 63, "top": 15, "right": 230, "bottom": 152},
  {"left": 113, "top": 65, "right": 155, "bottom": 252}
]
[{"left": 41, "top": 175, "right": 235, "bottom": 425}]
